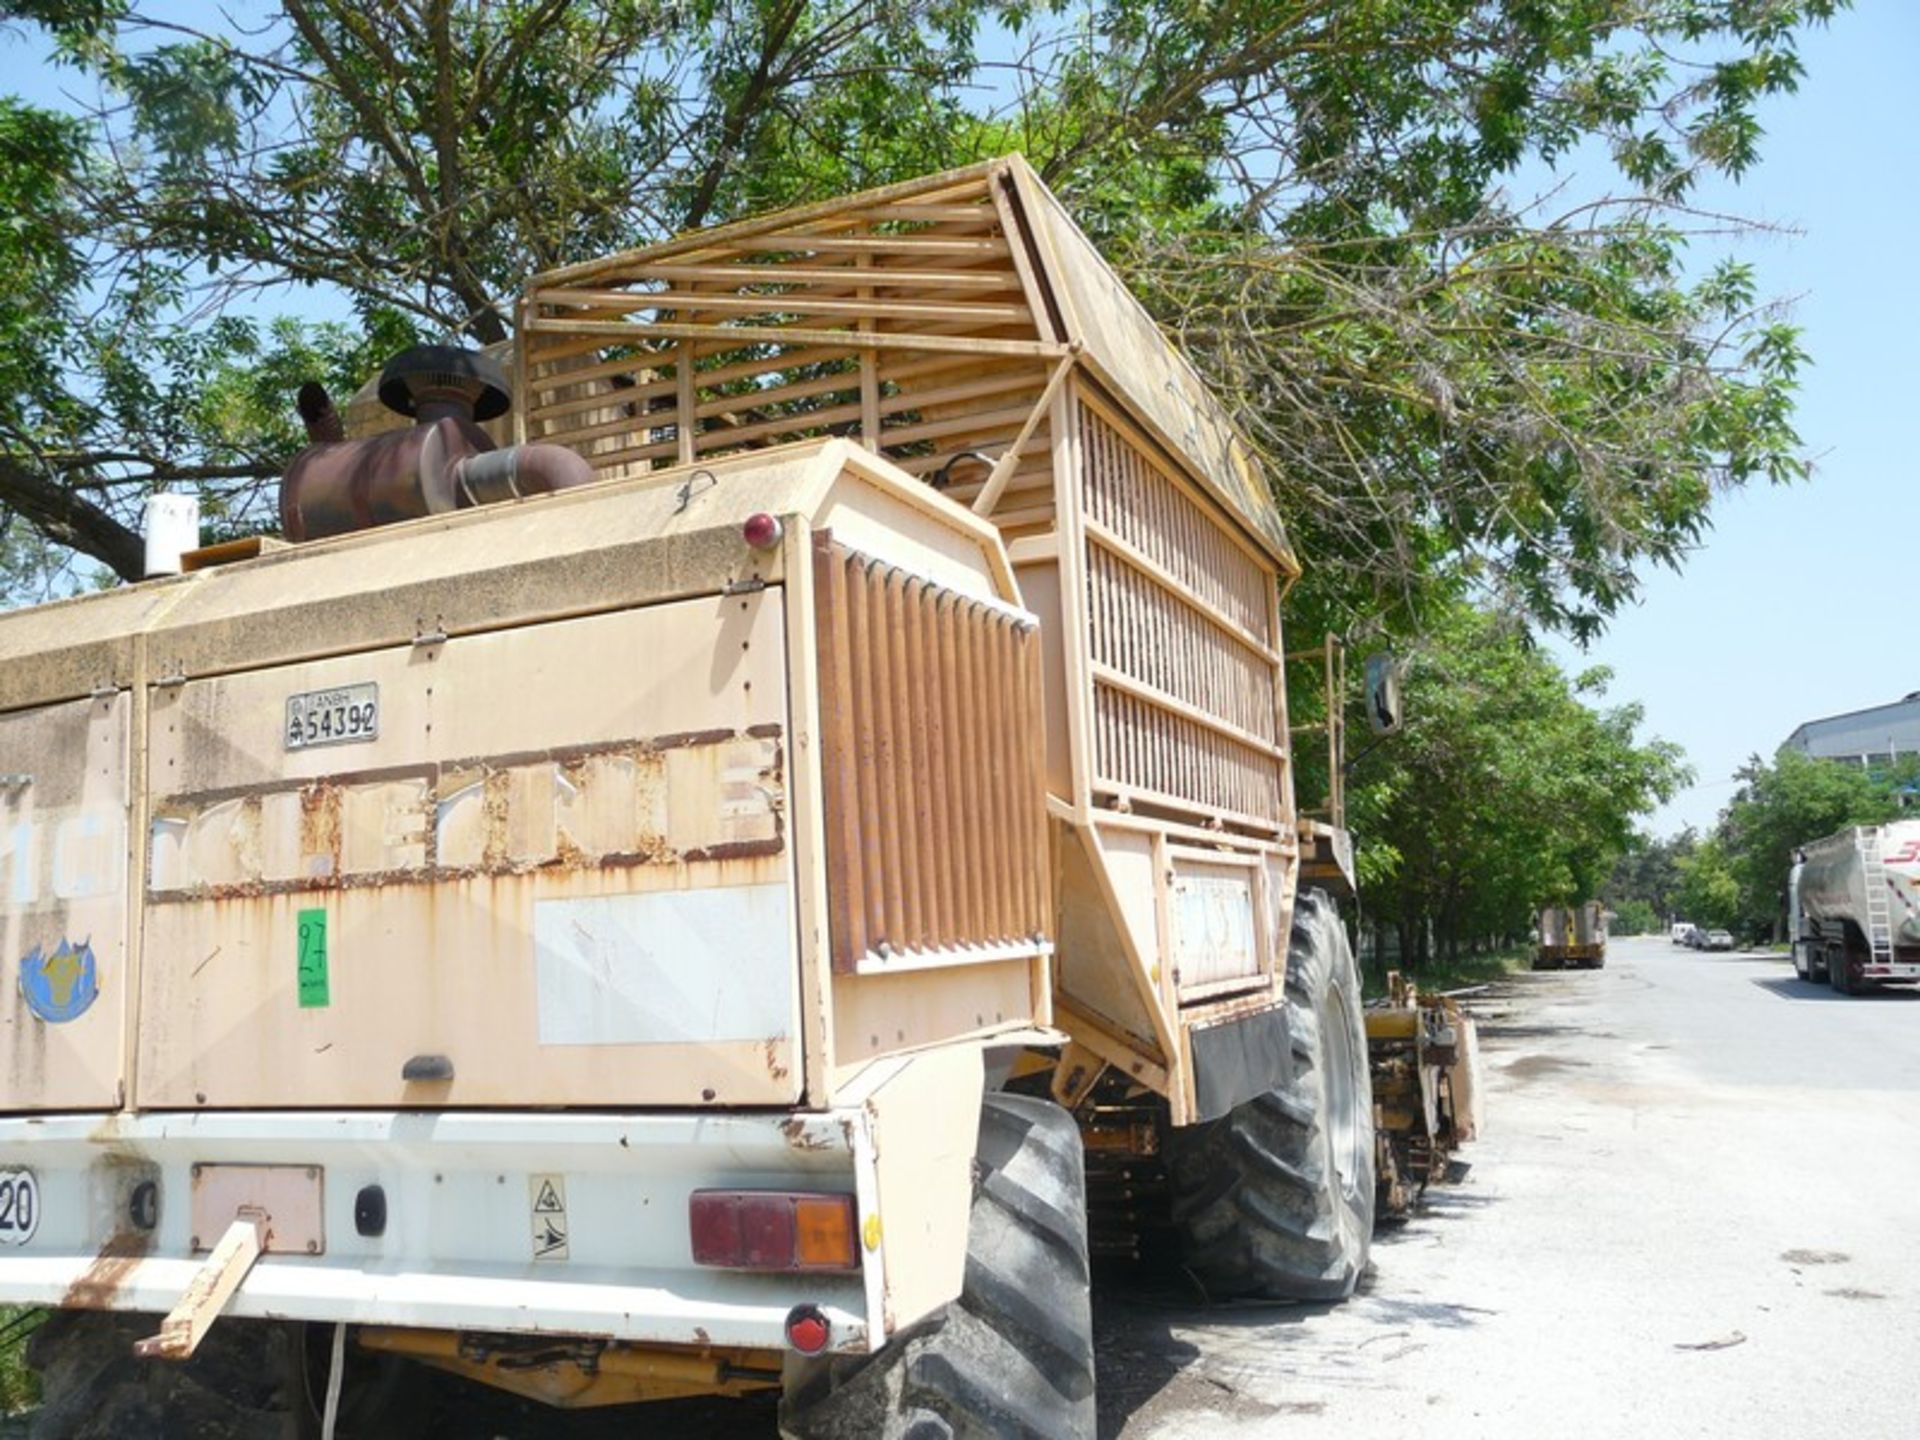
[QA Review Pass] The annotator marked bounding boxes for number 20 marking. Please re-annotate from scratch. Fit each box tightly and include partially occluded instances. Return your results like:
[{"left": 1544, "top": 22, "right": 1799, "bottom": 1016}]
[{"left": 0, "top": 1171, "right": 40, "bottom": 1245}]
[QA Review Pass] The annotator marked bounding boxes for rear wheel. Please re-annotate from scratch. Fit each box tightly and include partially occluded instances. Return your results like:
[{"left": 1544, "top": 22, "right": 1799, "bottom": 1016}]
[
  {"left": 1830, "top": 942, "right": 1855, "bottom": 995},
  {"left": 780, "top": 1092, "right": 1095, "bottom": 1440},
  {"left": 1163, "top": 889, "right": 1375, "bottom": 1301}
]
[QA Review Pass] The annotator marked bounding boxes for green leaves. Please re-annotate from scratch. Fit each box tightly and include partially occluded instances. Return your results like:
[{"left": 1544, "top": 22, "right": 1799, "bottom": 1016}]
[
  {"left": 0, "top": 0, "right": 1845, "bottom": 616},
  {"left": 1709, "top": 747, "right": 1918, "bottom": 936},
  {"left": 1332, "top": 600, "right": 1688, "bottom": 962}
]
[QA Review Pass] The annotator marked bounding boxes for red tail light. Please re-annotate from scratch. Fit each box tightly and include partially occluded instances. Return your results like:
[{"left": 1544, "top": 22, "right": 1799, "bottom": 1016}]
[{"left": 689, "top": 1190, "right": 859, "bottom": 1272}]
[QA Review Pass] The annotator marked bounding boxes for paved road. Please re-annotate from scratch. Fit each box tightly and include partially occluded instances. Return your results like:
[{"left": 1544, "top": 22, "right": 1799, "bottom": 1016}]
[{"left": 1105, "top": 936, "right": 1920, "bottom": 1439}]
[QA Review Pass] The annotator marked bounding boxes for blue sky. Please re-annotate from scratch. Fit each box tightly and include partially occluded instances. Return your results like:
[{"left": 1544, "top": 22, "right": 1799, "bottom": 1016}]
[{"left": 1540, "top": 2, "right": 1920, "bottom": 837}]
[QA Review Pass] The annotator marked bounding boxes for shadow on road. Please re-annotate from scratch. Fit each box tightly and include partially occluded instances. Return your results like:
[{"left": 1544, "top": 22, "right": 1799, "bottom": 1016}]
[{"left": 1750, "top": 976, "right": 1920, "bottom": 1003}]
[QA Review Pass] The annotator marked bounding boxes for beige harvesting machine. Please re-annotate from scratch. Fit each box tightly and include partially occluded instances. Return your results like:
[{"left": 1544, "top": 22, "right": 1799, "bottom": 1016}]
[{"left": 0, "top": 157, "right": 1470, "bottom": 1436}]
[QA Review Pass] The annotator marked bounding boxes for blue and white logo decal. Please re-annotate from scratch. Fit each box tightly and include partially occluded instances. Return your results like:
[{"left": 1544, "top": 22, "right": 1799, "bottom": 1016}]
[{"left": 20, "top": 938, "right": 98, "bottom": 1024}]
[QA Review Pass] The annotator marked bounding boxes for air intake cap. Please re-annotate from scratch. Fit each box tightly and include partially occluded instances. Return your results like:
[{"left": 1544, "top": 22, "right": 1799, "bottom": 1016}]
[{"left": 377, "top": 344, "right": 511, "bottom": 421}]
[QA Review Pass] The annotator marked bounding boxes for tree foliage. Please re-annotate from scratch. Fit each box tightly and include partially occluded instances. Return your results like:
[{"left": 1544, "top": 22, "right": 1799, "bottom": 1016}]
[
  {"left": 0, "top": 0, "right": 1844, "bottom": 618},
  {"left": 1706, "top": 748, "right": 1919, "bottom": 937},
  {"left": 1337, "top": 601, "right": 1687, "bottom": 964},
  {"left": 1603, "top": 827, "right": 1696, "bottom": 922}
]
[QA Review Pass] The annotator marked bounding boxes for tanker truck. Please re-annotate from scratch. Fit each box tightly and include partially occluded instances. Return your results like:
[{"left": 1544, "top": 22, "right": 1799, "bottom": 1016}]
[
  {"left": 0, "top": 157, "right": 1473, "bottom": 1437},
  {"left": 1789, "top": 821, "right": 1920, "bottom": 994}
]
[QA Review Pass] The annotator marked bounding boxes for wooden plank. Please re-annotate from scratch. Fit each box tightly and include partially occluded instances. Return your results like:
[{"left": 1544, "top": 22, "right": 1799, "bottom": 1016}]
[
  {"left": 879, "top": 402, "right": 1039, "bottom": 450},
  {"left": 1052, "top": 385, "right": 1095, "bottom": 822},
  {"left": 1090, "top": 776, "right": 1284, "bottom": 837},
  {"left": 523, "top": 315, "right": 1067, "bottom": 360},
  {"left": 904, "top": 579, "right": 942, "bottom": 947},
  {"left": 973, "top": 346, "right": 1078, "bottom": 516},
  {"left": 922, "top": 589, "right": 956, "bottom": 947},
  {"left": 990, "top": 166, "right": 1060, "bottom": 344},
  {"left": 815, "top": 537, "right": 867, "bottom": 974},
  {"left": 533, "top": 286, "right": 1034, "bottom": 327},
  {"left": 639, "top": 261, "right": 1018, "bottom": 290},
  {"left": 133, "top": 1217, "right": 265, "bottom": 1361},
  {"left": 719, "top": 235, "right": 1011, "bottom": 258},
  {"left": 884, "top": 566, "right": 924, "bottom": 950},
  {"left": 848, "top": 554, "right": 888, "bottom": 954},
  {"left": 530, "top": 161, "right": 1001, "bottom": 284}
]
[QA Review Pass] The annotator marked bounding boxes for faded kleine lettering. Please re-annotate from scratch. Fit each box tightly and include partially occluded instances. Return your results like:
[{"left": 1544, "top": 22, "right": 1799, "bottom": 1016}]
[
  {"left": 0, "top": 806, "right": 127, "bottom": 914},
  {"left": 148, "top": 733, "right": 783, "bottom": 901}
]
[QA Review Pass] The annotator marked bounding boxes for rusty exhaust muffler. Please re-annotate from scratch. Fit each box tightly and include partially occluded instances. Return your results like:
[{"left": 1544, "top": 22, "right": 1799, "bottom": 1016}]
[{"left": 280, "top": 345, "right": 594, "bottom": 541}]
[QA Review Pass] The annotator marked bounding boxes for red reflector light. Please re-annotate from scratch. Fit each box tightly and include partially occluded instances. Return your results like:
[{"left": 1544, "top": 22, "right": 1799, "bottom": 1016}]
[
  {"left": 742, "top": 512, "right": 783, "bottom": 549},
  {"left": 689, "top": 1191, "right": 859, "bottom": 1272},
  {"left": 785, "top": 1304, "right": 831, "bottom": 1355}
]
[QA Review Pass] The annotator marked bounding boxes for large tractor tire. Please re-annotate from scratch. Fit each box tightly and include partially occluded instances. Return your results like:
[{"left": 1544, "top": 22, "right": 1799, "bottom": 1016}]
[
  {"left": 28, "top": 1311, "right": 419, "bottom": 1440},
  {"left": 1164, "top": 889, "right": 1376, "bottom": 1302},
  {"left": 781, "top": 1092, "right": 1095, "bottom": 1440}
]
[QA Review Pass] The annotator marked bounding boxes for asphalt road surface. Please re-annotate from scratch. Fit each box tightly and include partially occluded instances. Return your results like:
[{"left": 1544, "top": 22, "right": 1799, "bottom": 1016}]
[{"left": 1099, "top": 935, "right": 1920, "bottom": 1440}]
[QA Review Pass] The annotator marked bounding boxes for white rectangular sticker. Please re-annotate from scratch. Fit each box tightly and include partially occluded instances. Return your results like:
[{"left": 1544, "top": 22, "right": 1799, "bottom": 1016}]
[
  {"left": 284, "top": 683, "right": 379, "bottom": 751},
  {"left": 1172, "top": 871, "right": 1260, "bottom": 988},
  {"left": 533, "top": 884, "right": 794, "bottom": 1047}
]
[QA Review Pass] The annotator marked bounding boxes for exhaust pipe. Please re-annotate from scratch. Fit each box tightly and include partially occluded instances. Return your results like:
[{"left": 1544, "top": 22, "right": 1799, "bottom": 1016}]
[{"left": 280, "top": 345, "right": 594, "bottom": 541}]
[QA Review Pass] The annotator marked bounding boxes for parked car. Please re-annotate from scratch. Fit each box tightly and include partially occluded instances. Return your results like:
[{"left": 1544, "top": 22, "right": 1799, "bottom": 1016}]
[
  {"left": 1701, "top": 929, "right": 1735, "bottom": 951},
  {"left": 1671, "top": 922, "right": 1696, "bottom": 945},
  {"left": 1683, "top": 927, "right": 1707, "bottom": 949}
]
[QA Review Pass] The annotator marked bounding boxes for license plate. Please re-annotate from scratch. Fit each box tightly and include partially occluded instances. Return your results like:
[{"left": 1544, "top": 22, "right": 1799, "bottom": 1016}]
[
  {"left": 0, "top": 1169, "right": 40, "bottom": 1245},
  {"left": 191, "top": 1164, "right": 325, "bottom": 1255},
  {"left": 284, "top": 683, "right": 379, "bottom": 751}
]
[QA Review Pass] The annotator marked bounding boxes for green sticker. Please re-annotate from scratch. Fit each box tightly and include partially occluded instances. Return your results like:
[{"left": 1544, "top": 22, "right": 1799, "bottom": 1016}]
[{"left": 296, "top": 908, "right": 330, "bottom": 1008}]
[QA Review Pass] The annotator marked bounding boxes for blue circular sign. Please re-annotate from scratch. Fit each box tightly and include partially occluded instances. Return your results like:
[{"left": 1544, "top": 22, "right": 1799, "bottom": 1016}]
[{"left": 20, "top": 939, "right": 99, "bottom": 1024}]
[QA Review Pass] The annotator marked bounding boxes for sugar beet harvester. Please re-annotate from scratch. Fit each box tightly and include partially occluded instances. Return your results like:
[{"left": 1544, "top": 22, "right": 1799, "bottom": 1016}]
[{"left": 0, "top": 157, "right": 1468, "bottom": 1436}]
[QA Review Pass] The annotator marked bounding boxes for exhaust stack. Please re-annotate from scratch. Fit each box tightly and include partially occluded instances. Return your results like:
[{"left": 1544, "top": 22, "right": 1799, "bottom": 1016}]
[{"left": 279, "top": 345, "right": 593, "bottom": 541}]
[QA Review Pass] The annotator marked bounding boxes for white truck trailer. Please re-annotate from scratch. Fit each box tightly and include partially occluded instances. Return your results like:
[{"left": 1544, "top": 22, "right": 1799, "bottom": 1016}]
[{"left": 1789, "top": 821, "right": 1920, "bottom": 994}]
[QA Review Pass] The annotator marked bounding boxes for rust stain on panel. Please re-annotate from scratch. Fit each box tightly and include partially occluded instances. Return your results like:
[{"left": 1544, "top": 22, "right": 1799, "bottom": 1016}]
[
  {"left": 61, "top": 1232, "right": 151, "bottom": 1311},
  {"left": 780, "top": 1116, "right": 834, "bottom": 1151}
]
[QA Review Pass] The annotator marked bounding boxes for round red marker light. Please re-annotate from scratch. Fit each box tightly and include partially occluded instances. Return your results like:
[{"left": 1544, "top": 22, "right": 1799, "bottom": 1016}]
[
  {"left": 743, "top": 512, "right": 783, "bottom": 549},
  {"left": 784, "top": 1304, "right": 830, "bottom": 1355}
]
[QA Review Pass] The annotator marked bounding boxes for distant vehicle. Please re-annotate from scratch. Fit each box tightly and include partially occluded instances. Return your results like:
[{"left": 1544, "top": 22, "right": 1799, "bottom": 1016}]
[
  {"left": 1701, "top": 929, "right": 1735, "bottom": 951},
  {"left": 1684, "top": 927, "right": 1708, "bottom": 950},
  {"left": 1671, "top": 922, "right": 1697, "bottom": 945},
  {"left": 1534, "top": 901, "right": 1608, "bottom": 970},
  {"left": 1789, "top": 822, "right": 1920, "bottom": 994}
]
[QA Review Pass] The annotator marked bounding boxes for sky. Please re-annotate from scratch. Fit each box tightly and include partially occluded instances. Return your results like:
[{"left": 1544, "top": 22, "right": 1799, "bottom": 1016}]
[
  {"left": 5, "top": 4, "right": 1911, "bottom": 838},
  {"left": 1537, "top": 1, "right": 1920, "bottom": 837}
]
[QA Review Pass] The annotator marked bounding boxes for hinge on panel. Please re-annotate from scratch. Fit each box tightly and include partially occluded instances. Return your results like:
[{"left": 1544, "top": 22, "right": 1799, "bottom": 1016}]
[
  {"left": 723, "top": 576, "right": 767, "bottom": 595},
  {"left": 89, "top": 682, "right": 117, "bottom": 700},
  {"left": 413, "top": 629, "right": 449, "bottom": 647},
  {"left": 154, "top": 667, "right": 187, "bottom": 689}
]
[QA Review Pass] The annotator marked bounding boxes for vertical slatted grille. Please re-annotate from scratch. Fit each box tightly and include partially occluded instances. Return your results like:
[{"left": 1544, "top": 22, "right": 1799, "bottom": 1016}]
[
  {"left": 1079, "top": 400, "right": 1286, "bottom": 829},
  {"left": 815, "top": 535, "right": 1050, "bottom": 972}
]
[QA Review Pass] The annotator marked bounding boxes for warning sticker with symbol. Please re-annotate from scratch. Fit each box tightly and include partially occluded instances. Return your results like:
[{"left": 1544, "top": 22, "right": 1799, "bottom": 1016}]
[{"left": 529, "top": 1174, "right": 569, "bottom": 1261}]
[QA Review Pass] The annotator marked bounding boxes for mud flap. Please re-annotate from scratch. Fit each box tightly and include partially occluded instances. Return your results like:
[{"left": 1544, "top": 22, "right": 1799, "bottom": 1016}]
[{"left": 1188, "top": 1005, "right": 1294, "bottom": 1124}]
